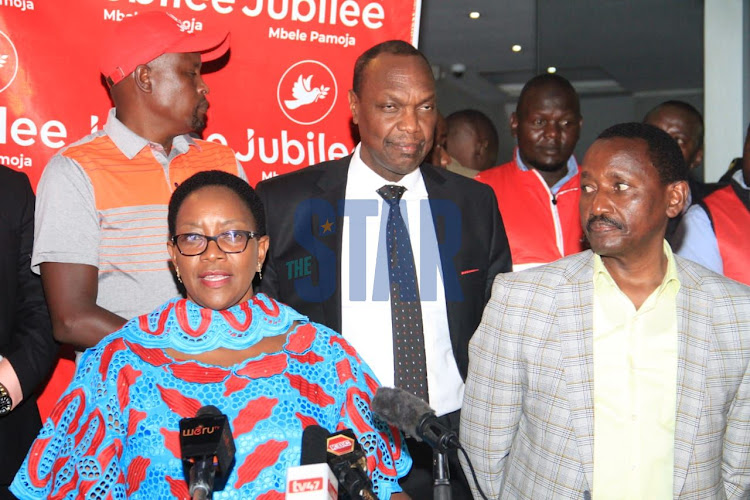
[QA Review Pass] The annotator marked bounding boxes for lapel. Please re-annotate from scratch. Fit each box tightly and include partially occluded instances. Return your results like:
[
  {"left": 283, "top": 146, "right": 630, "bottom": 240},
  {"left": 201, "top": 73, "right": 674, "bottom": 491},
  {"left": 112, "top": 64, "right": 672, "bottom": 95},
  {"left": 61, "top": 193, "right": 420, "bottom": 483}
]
[
  {"left": 671, "top": 260, "right": 711, "bottom": 497},
  {"left": 420, "top": 165, "right": 460, "bottom": 338},
  {"left": 556, "top": 251, "right": 596, "bottom": 489},
  {"left": 312, "top": 156, "right": 350, "bottom": 333},
  {"left": 420, "top": 164, "right": 451, "bottom": 283},
  {"left": 420, "top": 162, "right": 448, "bottom": 195}
]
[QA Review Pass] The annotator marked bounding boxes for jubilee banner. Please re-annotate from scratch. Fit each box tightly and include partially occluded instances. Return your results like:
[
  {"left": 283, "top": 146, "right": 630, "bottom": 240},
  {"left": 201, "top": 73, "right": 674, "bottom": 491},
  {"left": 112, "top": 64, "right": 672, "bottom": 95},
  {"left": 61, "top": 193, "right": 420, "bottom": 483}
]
[
  {"left": 0, "top": 0, "right": 420, "bottom": 420},
  {"left": 0, "top": 0, "right": 421, "bottom": 189}
]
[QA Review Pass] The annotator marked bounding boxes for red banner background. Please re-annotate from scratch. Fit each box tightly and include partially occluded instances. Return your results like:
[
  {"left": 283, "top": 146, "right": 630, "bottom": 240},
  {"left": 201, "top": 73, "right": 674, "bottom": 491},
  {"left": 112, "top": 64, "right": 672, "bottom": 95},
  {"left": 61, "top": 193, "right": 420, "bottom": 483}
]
[
  {"left": 0, "top": 0, "right": 421, "bottom": 189},
  {"left": 0, "top": 0, "right": 420, "bottom": 419}
]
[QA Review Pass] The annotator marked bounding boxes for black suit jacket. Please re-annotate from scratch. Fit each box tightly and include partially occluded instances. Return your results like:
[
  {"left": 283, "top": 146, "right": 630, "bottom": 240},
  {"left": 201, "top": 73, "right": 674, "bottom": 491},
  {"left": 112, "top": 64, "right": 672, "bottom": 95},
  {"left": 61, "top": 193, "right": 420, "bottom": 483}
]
[
  {"left": 256, "top": 156, "right": 511, "bottom": 380},
  {"left": 0, "top": 166, "right": 57, "bottom": 487}
]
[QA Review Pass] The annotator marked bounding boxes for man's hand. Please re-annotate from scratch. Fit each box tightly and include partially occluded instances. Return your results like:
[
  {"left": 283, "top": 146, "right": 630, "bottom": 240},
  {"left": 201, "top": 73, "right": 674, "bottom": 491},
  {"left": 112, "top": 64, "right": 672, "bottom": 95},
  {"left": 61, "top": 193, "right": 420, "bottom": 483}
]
[
  {"left": 0, "top": 359, "right": 21, "bottom": 410},
  {"left": 391, "top": 493, "right": 411, "bottom": 499}
]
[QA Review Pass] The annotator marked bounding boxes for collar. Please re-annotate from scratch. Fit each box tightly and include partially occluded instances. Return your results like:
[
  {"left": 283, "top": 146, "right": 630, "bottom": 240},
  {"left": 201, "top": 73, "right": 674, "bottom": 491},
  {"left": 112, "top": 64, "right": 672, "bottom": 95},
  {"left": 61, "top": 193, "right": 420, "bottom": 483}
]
[
  {"left": 446, "top": 155, "right": 480, "bottom": 178},
  {"left": 103, "top": 108, "right": 199, "bottom": 160},
  {"left": 732, "top": 168, "right": 749, "bottom": 189},
  {"left": 347, "top": 143, "right": 427, "bottom": 200},
  {"left": 514, "top": 147, "right": 579, "bottom": 193},
  {"left": 593, "top": 240, "right": 681, "bottom": 297},
  {"left": 126, "top": 293, "right": 305, "bottom": 353}
]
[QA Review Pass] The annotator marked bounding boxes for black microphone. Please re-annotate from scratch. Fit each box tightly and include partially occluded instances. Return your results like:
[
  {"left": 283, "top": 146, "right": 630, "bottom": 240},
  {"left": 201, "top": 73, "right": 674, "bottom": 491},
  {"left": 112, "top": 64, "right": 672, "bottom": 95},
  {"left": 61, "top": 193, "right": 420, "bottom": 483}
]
[
  {"left": 301, "top": 424, "right": 331, "bottom": 466},
  {"left": 325, "top": 428, "right": 378, "bottom": 500},
  {"left": 286, "top": 425, "right": 339, "bottom": 499},
  {"left": 371, "top": 387, "right": 460, "bottom": 453},
  {"left": 179, "top": 405, "right": 236, "bottom": 500}
]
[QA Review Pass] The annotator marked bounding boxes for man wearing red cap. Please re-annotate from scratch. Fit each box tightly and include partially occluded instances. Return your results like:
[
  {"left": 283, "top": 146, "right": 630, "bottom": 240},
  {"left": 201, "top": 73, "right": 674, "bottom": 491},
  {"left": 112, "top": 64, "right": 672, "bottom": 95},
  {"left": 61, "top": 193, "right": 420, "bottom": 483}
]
[{"left": 32, "top": 11, "right": 243, "bottom": 349}]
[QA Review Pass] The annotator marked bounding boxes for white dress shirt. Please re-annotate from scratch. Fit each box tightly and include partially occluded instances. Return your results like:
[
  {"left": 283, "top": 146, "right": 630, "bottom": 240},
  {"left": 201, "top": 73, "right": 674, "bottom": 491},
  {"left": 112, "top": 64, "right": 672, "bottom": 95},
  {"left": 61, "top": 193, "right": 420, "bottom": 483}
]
[{"left": 340, "top": 144, "right": 464, "bottom": 416}]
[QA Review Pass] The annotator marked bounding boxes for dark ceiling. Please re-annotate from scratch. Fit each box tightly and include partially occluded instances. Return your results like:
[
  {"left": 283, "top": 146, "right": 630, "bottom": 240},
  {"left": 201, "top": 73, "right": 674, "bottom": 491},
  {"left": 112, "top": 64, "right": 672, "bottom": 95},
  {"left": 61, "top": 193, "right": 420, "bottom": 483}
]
[{"left": 418, "top": 0, "right": 704, "bottom": 99}]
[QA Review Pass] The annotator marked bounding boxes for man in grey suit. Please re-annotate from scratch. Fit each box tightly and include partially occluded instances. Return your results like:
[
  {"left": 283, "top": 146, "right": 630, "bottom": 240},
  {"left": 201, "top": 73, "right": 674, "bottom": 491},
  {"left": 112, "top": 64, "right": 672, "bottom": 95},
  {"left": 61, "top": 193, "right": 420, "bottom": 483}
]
[{"left": 460, "top": 122, "right": 750, "bottom": 499}]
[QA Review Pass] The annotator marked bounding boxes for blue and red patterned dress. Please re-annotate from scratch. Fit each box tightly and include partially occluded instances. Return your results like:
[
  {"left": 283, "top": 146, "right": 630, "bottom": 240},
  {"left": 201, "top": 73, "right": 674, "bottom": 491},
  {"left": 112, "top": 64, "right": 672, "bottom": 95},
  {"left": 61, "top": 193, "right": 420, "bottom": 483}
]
[{"left": 11, "top": 294, "right": 411, "bottom": 499}]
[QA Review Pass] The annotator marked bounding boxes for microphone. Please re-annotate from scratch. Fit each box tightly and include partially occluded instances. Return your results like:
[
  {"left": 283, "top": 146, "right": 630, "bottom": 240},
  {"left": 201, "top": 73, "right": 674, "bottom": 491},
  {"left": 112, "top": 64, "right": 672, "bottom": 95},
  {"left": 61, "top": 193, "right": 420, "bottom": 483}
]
[
  {"left": 286, "top": 425, "right": 338, "bottom": 499},
  {"left": 300, "top": 424, "right": 331, "bottom": 466},
  {"left": 325, "top": 429, "right": 378, "bottom": 500},
  {"left": 179, "top": 405, "right": 236, "bottom": 500},
  {"left": 371, "top": 387, "right": 460, "bottom": 453}
]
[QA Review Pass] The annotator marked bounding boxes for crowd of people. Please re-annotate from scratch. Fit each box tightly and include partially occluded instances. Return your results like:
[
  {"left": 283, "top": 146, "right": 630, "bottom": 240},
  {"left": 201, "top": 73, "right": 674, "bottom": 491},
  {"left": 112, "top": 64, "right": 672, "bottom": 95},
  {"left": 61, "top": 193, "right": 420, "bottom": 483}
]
[{"left": 1, "top": 9, "right": 749, "bottom": 500}]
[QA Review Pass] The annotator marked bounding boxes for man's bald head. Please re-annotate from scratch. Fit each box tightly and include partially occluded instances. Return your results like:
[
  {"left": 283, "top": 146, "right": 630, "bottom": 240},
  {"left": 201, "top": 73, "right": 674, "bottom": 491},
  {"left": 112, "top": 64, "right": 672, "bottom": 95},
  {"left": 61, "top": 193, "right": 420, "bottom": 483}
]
[
  {"left": 643, "top": 100, "right": 704, "bottom": 170},
  {"left": 516, "top": 73, "right": 580, "bottom": 119},
  {"left": 351, "top": 39, "right": 431, "bottom": 96},
  {"left": 445, "top": 109, "right": 499, "bottom": 171}
]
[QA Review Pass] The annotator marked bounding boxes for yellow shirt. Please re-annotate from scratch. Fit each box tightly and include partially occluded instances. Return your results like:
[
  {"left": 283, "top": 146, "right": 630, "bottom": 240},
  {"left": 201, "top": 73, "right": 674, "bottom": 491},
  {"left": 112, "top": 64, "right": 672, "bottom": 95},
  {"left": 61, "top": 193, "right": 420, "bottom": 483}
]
[{"left": 592, "top": 242, "right": 680, "bottom": 499}]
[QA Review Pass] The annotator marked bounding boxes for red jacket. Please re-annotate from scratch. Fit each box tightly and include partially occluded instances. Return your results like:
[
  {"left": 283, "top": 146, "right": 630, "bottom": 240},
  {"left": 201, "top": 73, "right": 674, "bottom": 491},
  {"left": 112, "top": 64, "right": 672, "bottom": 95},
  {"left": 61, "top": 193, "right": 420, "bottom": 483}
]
[
  {"left": 702, "top": 182, "right": 750, "bottom": 285},
  {"left": 476, "top": 156, "right": 584, "bottom": 269}
]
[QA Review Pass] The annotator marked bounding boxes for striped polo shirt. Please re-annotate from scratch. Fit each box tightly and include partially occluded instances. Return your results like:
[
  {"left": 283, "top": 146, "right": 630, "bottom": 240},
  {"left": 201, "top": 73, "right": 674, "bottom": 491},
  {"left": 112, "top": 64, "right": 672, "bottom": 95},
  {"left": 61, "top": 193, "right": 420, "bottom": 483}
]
[{"left": 32, "top": 108, "right": 246, "bottom": 321}]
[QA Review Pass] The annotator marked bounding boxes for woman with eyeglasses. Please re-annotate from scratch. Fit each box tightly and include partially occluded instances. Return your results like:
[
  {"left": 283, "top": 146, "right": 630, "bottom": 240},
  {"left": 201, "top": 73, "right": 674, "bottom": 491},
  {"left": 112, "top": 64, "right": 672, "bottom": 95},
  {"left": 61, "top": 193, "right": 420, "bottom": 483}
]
[{"left": 12, "top": 170, "right": 412, "bottom": 499}]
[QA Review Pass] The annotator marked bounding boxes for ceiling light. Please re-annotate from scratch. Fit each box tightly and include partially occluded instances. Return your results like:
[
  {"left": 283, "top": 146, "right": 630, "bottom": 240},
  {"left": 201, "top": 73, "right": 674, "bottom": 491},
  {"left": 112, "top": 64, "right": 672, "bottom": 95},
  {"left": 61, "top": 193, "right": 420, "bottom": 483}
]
[
  {"left": 511, "top": 44, "right": 522, "bottom": 52},
  {"left": 468, "top": 11, "right": 480, "bottom": 19},
  {"left": 547, "top": 66, "right": 557, "bottom": 73},
  {"left": 450, "top": 63, "right": 467, "bottom": 77}
]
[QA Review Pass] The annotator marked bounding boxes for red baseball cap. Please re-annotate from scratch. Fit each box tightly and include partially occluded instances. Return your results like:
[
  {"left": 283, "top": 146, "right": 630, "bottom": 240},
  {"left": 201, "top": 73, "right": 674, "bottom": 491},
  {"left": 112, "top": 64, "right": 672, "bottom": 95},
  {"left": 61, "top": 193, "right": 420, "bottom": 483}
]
[{"left": 100, "top": 11, "right": 230, "bottom": 87}]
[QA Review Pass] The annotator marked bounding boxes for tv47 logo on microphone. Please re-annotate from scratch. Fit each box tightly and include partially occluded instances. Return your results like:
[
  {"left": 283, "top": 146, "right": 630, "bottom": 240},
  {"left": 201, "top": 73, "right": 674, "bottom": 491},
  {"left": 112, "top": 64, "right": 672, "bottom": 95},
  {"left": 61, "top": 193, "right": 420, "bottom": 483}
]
[
  {"left": 286, "top": 463, "right": 338, "bottom": 499},
  {"left": 289, "top": 478, "right": 323, "bottom": 492}
]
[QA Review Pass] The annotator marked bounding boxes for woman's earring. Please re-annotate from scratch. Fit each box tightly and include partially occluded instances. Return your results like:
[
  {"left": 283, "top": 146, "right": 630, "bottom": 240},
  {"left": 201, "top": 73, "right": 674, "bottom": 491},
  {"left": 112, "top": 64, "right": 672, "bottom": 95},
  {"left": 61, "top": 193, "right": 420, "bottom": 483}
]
[
  {"left": 176, "top": 267, "right": 182, "bottom": 283},
  {"left": 257, "top": 264, "right": 263, "bottom": 281}
]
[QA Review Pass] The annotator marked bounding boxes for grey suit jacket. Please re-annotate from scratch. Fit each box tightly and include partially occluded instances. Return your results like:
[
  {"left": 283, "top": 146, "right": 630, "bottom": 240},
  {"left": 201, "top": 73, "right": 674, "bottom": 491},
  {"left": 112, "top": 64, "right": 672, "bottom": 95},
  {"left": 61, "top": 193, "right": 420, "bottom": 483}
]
[{"left": 460, "top": 250, "right": 750, "bottom": 499}]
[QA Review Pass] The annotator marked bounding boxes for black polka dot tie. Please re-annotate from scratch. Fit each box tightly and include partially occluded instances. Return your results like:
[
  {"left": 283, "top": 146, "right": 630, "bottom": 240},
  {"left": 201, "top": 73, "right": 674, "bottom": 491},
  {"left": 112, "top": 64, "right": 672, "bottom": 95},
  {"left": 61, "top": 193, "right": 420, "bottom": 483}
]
[{"left": 377, "top": 184, "right": 429, "bottom": 402}]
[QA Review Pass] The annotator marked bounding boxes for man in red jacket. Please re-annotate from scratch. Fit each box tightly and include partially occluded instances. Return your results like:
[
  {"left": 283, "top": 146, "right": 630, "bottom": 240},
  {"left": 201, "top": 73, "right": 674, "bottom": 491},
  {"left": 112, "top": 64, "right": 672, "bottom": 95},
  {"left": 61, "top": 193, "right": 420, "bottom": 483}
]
[
  {"left": 676, "top": 124, "right": 750, "bottom": 285},
  {"left": 476, "top": 73, "right": 584, "bottom": 270}
]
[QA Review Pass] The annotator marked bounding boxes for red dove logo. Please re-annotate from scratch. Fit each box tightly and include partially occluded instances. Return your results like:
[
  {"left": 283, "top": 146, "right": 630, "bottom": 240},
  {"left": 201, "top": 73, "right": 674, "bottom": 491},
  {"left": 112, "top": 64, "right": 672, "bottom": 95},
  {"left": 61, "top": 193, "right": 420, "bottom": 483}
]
[
  {"left": 0, "top": 30, "right": 19, "bottom": 94},
  {"left": 277, "top": 60, "right": 338, "bottom": 125}
]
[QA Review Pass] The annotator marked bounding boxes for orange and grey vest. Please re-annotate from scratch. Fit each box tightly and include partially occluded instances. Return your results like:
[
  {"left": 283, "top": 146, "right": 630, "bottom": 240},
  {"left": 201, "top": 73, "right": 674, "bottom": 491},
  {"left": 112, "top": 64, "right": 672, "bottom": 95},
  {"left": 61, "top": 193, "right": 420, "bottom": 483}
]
[
  {"left": 64, "top": 136, "right": 239, "bottom": 276},
  {"left": 701, "top": 181, "right": 750, "bottom": 285}
]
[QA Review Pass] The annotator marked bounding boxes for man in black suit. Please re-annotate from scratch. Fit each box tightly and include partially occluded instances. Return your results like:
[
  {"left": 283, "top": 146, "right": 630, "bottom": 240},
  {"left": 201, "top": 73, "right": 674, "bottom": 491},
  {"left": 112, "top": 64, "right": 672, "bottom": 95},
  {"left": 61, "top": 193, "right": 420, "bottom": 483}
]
[
  {"left": 257, "top": 40, "right": 511, "bottom": 499},
  {"left": 0, "top": 166, "right": 58, "bottom": 498}
]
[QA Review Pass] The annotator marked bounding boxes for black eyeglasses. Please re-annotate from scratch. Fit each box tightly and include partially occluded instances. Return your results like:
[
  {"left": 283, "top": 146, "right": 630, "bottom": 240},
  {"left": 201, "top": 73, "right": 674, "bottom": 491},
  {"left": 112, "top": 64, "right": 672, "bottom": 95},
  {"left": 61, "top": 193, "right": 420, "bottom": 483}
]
[{"left": 171, "top": 230, "right": 261, "bottom": 256}]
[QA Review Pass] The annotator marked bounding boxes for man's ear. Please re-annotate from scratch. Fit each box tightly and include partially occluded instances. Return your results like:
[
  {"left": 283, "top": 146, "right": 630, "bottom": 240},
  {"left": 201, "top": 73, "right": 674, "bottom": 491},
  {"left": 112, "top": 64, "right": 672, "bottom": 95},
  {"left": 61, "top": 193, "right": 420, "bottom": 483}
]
[
  {"left": 348, "top": 90, "right": 360, "bottom": 125},
  {"left": 691, "top": 147, "right": 704, "bottom": 170},
  {"left": 134, "top": 64, "right": 152, "bottom": 93},
  {"left": 509, "top": 112, "right": 518, "bottom": 138},
  {"left": 476, "top": 138, "right": 489, "bottom": 158},
  {"left": 666, "top": 180, "right": 689, "bottom": 218}
]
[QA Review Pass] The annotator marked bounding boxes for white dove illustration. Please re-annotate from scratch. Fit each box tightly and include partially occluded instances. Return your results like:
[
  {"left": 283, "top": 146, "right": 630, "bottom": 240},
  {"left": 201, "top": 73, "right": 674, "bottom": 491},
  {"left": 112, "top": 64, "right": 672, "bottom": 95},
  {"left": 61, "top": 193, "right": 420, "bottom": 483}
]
[{"left": 284, "top": 74, "right": 329, "bottom": 110}]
